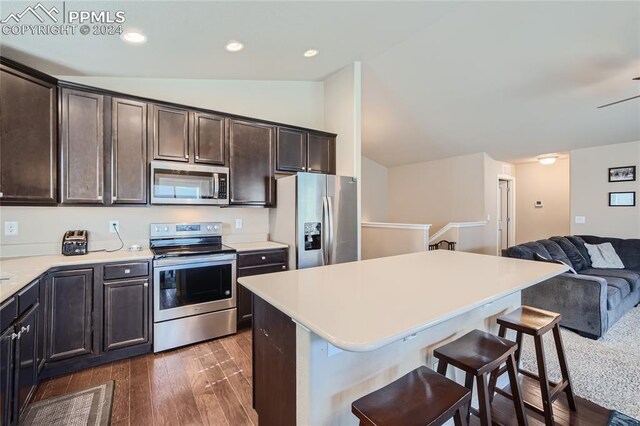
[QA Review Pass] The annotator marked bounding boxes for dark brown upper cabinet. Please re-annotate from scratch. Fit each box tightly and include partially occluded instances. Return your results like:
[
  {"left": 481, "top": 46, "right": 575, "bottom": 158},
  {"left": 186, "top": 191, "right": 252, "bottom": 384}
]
[
  {"left": 150, "top": 104, "right": 189, "bottom": 162},
  {"left": 192, "top": 112, "right": 226, "bottom": 165},
  {"left": 0, "top": 63, "right": 57, "bottom": 205},
  {"left": 276, "top": 127, "right": 307, "bottom": 173},
  {"left": 228, "top": 119, "right": 276, "bottom": 206},
  {"left": 307, "top": 133, "right": 336, "bottom": 175},
  {"left": 276, "top": 128, "right": 336, "bottom": 175},
  {"left": 111, "top": 98, "right": 148, "bottom": 204},
  {"left": 60, "top": 87, "right": 105, "bottom": 204}
]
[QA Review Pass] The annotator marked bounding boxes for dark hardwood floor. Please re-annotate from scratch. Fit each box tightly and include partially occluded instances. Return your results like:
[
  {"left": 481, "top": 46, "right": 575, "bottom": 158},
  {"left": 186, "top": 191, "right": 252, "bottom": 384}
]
[{"left": 32, "top": 328, "right": 613, "bottom": 426}]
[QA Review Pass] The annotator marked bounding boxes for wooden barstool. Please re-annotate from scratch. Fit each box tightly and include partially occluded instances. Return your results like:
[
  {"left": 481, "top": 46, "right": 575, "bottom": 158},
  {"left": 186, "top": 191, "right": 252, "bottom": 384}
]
[
  {"left": 489, "top": 306, "right": 577, "bottom": 426},
  {"left": 351, "top": 366, "right": 471, "bottom": 426},
  {"left": 433, "top": 329, "right": 528, "bottom": 426}
]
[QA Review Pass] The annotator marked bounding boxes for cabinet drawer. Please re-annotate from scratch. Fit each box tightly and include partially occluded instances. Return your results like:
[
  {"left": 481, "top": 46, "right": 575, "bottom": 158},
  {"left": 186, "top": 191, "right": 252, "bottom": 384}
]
[
  {"left": 103, "top": 262, "right": 149, "bottom": 280},
  {"left": 237, "top": 250, "right": 286, "bottom": 268},
  {"left": 238, "top": 263, "right": 288, "bottom": 278},
  {"left": 0, "top": 297, "right": 17, "bottom": 332},
  {"left": 17, "top": 279, "right": 39, "bottom": 314}
]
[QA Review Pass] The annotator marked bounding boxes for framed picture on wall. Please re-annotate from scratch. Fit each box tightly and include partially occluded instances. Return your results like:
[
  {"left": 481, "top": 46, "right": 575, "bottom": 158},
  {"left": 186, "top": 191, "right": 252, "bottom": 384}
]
[
  {"left": 609, "top": 192, "right": 636, "bottom": 207},
  {"left": 609, "top": 166, "right": 636, "bottom": 182}
]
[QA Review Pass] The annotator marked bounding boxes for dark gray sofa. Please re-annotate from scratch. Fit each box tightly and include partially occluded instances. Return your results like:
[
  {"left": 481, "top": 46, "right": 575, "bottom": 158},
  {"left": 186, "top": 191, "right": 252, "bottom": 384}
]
[{"left": 504, "top": 235, "right": 640, "bottom": 339}]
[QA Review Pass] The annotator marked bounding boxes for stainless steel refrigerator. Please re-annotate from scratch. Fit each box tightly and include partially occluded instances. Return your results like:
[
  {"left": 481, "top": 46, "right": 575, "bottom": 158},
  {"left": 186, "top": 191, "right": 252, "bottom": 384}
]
[{"left": 270, "top": 173, "right": 358, "bottom": 270}]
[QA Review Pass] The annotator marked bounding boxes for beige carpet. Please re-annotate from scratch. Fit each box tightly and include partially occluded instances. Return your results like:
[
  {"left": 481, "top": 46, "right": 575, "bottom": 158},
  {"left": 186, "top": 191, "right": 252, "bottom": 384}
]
[{"left": 519, "top": 307, "right": 640, "bottom": 419}]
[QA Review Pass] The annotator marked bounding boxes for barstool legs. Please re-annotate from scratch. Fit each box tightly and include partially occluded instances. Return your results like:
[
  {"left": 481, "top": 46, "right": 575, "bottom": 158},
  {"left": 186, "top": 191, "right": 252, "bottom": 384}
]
[
  {"left": 506, "top": 352, "right": 528, "bottom": 426},
  {"left": 534, "top": 334, "right": 554, "bottom": 426},
  {"left": 552, "top": 324, "right": 577, "bottom": 411}
]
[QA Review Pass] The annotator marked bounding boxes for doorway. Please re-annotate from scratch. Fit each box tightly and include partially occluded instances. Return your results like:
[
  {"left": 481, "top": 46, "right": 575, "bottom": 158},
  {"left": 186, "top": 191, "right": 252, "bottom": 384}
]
[{"left": 498, "top": 177, "right": 515, "bottom": 253}]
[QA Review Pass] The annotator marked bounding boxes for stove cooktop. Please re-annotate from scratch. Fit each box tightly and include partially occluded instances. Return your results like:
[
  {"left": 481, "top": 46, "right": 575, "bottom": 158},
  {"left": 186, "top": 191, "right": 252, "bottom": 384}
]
[{"left": 151, "top": 243, "right": 236, "bottom": 258}]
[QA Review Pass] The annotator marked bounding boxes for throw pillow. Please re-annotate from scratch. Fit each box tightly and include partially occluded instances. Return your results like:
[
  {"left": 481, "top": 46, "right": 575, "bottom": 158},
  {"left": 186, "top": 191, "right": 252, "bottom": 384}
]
[
  {"left": 533, "top": 252, "right": 577, "bottom": 274},
  {"left": 584, "top": 243, "right": 625, "bottom": 269}
]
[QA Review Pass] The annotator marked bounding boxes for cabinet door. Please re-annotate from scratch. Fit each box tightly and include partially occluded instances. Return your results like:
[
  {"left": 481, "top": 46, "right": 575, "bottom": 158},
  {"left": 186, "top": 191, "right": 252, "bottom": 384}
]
[
  {"left": 192, "top": 112, "right": 226, "bottom": 165},
  {"left": 15, "top": 303, "right": 38, "bottom": 416},
  {"left": 307, "top": 133, "right": 336, "bottom": 174},
  {"left": 103, "top": 278, "right": 149, "bottom": 351},
  {"left": 0, "top": 326, "right": 14, "bottom": 426},
  {"left": 228, "top": 119, "right": 276, "bottom": 206},
  {"left": 111, "top": 98, "right": 148, "bottom": 204},
  {"left": 276, "top": 128, "right": 307, "bottom": 173},
  {"left": 46, "top": 269, "right": 93, "bottom": 362},
  {"left": 151, "top": 104, "right": 189, "bottom": 162},
  {"left": 0, "top": 65, "right": 57, "bottom": 204},
  {"left": 237, "top": 284, "right": 253, "bottom": 326},
  {"left": 60, "top": 88, "right": 105, "bottom": 204}
]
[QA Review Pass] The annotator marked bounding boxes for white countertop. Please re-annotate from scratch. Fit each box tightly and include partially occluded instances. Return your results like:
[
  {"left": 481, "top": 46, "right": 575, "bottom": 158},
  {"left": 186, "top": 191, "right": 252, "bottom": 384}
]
[
  {"left": 226, "top": 241, "right": 288, "bottom": 252},
  {"left": 238, "top": 250, "right": 567, "bottom": 352},
  {"left": 0, "top": 249, "right": 153, "bottom": 304}
]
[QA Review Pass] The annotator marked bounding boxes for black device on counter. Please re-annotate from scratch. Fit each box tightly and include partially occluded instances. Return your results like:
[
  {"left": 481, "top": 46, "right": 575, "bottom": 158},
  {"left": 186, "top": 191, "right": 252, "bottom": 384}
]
[{"left": 62, "top": 230, "right": 88, "bottom": 256}]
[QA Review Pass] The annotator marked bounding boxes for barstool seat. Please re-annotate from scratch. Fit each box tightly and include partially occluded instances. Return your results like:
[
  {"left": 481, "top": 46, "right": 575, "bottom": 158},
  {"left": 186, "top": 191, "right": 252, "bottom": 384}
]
[
  {"left": 434, "top": 330, "right": 528, "bottom": 426},
  {"left": 351, "top": 366, "right": 471, "bottom": 426},
  {"left": 489, "top": 306, "right": 577, "bottom": 426}
]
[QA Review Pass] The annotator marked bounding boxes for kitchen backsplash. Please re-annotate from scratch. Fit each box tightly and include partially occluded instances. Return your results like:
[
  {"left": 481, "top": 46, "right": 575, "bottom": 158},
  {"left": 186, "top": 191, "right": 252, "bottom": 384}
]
[{"left": 0, "top": 206, "right": 269, "bottom": 258}]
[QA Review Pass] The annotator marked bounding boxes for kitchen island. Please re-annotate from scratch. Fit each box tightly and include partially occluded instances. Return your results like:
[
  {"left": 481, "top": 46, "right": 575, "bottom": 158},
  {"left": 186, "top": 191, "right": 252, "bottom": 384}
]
[{"left": 239, "top": 249, "right": 567, "bottom": 425}]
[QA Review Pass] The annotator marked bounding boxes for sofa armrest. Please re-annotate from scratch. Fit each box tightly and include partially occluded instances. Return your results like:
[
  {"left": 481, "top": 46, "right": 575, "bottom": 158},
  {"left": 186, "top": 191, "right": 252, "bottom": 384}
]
[{"left": 521, "top": 272, "right": 608, "bottom": 338}]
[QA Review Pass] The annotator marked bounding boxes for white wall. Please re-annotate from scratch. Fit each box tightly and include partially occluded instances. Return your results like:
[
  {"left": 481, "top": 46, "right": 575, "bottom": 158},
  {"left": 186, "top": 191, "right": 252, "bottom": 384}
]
[
  {"left": 571, "top": 141, "right": 640, "bottom": 238},
  {"left": 57, "top": 76, "right": 325, "bottom": 130},
  {"left": 361, "top": 157, "right": 388, "bottom": 222},
  {"left": 324, "top": 62, "right": 363, "bottom": 258},
  {"left": 0, "top": 206, "right": 269, "bottom": 257},
  {"left": 515, "top": 158, "right": 570, "bottom": 244}
]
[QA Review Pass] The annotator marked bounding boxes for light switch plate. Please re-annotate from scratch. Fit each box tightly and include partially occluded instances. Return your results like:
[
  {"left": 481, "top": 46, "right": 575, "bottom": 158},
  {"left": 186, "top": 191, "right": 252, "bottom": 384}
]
[
  {"left": 575, "top": 216, "right": 586, "bottom": 224},
  {"left": 235, "top": 218, "right": 243, "bottom": 229},
  {"left": 4, "top": 221, "right": 18, "bottom": 236}
]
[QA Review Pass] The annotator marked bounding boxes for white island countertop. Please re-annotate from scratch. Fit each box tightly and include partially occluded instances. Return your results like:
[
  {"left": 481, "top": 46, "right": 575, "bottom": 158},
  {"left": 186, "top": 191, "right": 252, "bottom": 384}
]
[
  {"left": 239, "top": 250, "right": 567, "bottom": 352},
  {"left": 0, "top": 250, "right": 153, "bottom": 304}
]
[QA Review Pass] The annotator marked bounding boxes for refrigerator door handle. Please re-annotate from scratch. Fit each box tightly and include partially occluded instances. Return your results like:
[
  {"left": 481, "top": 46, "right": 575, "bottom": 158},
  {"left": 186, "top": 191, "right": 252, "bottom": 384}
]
[
  {"left": 327, "top": 196, "right": 334, "bottom": 265},
  {"left": 322, "top": 196, "right": 329, "bottom": 265}
]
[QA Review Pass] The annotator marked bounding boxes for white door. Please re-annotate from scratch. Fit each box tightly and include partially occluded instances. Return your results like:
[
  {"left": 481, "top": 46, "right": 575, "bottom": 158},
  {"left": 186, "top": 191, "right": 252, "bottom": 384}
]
[{"left": 498, "top": 179, "right": 511, "bottom": 251}]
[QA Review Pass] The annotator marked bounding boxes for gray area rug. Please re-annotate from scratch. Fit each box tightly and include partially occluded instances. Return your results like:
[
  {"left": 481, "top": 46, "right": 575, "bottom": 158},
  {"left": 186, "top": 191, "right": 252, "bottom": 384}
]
[
  {"left": 519, "top": 307, "right": 640, "bottom": 419},
  {"left": 20, "top": 381, "right": 114, "bottom": 426}
]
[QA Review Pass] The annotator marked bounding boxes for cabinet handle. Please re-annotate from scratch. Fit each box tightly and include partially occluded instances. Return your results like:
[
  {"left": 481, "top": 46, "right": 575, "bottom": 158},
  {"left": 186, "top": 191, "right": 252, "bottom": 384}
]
[
  {"left": 302, "top": 167, "right": 306, "bottom": 171},
  {"left": 113, "top": 195, "right": 117, "bottom": 201},
  {"left": 261, "top": 256, "right": 266, "bottom": 260},
  {"left": 184, "top": 154, "right": 189, "bottom": 159},
  {"left": 97, "top": 195, "right": 103, "bottom": 201},
  {"left": 20, "top": 325, "right": 30, "bottom": 334},
  {"left": 124, "top": 269, "right": 131, "bottom": 274},
  {"left": 0, "top": 192, "right": 3, "bottom": 198},
  {"left": 195, "top": 155, "right": 199, "bottom": 160},
  {"left": 143, "top": 282, "right": 148, "bottom": 287},
  {"left": 10, "top": 332, "right": 19, "bottom": 340},
  {"left": 282, "top": 265, "right": 286, "bottom": 270}
]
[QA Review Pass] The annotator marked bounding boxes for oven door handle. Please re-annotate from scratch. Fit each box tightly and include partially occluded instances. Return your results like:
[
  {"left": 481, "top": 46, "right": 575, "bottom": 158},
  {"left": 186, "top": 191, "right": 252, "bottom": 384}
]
[{"left": 153, "top": 254, "right": 236, "bottom": 268}]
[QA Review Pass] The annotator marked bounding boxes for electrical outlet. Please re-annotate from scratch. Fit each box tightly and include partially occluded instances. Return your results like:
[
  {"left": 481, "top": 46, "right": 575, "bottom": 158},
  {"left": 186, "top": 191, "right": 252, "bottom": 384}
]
[
  {"left": 4, "top": 221, "right": 18, "bottom": 236},
  {"left": 575, "top": 216, "right": 586, "bottom": 224},
  {"left": 109, "top": 220, "right": 120, "bottom": 233},
  {"left": 235, "top": 218, "right": 243, "bottom": 229}
]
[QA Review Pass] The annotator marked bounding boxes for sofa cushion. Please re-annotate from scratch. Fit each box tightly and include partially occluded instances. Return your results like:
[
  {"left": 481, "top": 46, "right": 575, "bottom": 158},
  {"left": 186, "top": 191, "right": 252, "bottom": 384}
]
[
  {"left": 565, "top": 236, "right": 592, "bottom": 268},
  {"left": 505, "top": 244, "right": 536, "bottom": 260},
  {"left": 538, "top": 240, "right": 573, "bottom": 267},
  {"left": 601, "top": 276, "right": 632, "bottom": 300},
  {"left": 606, "top": 285, "right": 622, "bottom": 310},
  {"left": 580, "top": 236, "right": 640, "bottom": 269},
  {"left": 522, "top": 242, "right": 551, "bottom": 259},
  {"left": 581, "top": 268, "right": 640, "bottom": 292},
  {"left": 550, "top": 236, "right": 589, "bottom": 271}
]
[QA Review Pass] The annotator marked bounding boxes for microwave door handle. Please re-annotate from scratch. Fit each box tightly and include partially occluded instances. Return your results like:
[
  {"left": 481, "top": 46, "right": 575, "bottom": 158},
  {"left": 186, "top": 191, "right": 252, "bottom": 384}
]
[
  {"left": 322, "top": 196, "right": 329, "bottom": 266},
  {"left": 214, "top": 173, "right": 219, "bottom": 199}
]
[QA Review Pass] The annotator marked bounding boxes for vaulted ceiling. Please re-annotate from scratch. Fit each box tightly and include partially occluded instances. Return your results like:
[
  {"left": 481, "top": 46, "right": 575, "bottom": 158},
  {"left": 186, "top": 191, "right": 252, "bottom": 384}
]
[{"left": 1, "top": 1, "right": 639, "bottom": 167}]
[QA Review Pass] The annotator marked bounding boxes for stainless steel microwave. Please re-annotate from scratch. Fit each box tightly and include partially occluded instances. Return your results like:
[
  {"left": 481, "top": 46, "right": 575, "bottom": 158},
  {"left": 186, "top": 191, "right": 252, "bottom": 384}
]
[{"left": 150, "top": 161, "right": 229, "bottom": 205}]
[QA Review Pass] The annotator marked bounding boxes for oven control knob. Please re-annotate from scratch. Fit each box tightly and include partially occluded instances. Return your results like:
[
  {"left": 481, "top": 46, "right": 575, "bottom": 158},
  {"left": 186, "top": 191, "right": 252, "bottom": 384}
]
[
  {"left": 207, "top": 225, "right": 212, "bottom": 231},
  {"left": 154, "top": 227, "right": 160, "bottom": 233},
  {"left": 164, "top": 227, "right": 169, "bottom": 232},
  {"left": 214, "top": 225, "right": 219, "bottom": 231}
]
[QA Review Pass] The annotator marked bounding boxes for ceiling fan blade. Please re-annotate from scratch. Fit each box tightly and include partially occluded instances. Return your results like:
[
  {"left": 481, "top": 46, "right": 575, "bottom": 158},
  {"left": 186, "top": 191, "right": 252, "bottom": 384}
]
[{"left": 597, "top": 94, "right": 640, "bottom": 109}]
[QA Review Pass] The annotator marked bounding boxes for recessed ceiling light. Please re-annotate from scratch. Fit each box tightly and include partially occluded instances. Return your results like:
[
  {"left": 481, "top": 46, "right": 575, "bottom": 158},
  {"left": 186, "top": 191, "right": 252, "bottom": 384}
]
[
  {"left": 538, "top": 156, "right": 558, "bottom": 165},
  {"left": 121, "top": 31, "right": 147, "bottom": 44},
  {"left": 226, "top": 41, "right": 244, "bottom": 52},
  {"left": 303, "top": 49, "right": 319, "bottom": 58}
]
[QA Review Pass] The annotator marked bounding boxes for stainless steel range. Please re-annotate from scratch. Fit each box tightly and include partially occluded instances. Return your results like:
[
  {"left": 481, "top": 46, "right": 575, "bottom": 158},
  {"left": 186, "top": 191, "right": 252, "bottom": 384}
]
[{"left": 150, "top": 222, "right": 236, "bottom": 352}]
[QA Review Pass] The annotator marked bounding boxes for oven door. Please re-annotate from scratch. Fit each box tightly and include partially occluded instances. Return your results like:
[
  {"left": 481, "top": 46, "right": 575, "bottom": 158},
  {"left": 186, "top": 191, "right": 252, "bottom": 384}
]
[{"left": 153, "top": 254, "right": 236, "bottom": 322}]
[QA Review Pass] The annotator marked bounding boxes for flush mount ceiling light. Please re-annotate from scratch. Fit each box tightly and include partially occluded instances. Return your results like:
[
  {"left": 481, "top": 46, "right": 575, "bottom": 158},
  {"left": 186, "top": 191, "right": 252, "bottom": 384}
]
[
  {"left": 225, "top": 40, "right": 244, "bottom": 52},
  {"left": 303, "top": 49, "right": 319, "bottom": 58},
  {"left": 121, "top": 31, "right": 147, "bottom": 44},
  {"left": 538, "top": 156, "right": 558, "bottom": 165}
]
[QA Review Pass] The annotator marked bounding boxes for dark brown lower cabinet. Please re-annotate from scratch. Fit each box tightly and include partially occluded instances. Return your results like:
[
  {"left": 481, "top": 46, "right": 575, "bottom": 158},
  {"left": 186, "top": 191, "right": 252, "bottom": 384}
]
[
  {"left": 46, "top": 269, "right": 94, "bottom": 362},
  {"left": 237, "top": 249, "right": 288, "bottom": 328},
  {"left": 253, "top": 296, "right": 296, "bottom": 426},
  {"left": 15, "top": 303, "right": 39, "bottom": 416},
  {"left": 104, "top": 278, "right": 149, "bottom": 351},
  {"left": 0, "top": 323, "right": 15, "bottom": 426}
]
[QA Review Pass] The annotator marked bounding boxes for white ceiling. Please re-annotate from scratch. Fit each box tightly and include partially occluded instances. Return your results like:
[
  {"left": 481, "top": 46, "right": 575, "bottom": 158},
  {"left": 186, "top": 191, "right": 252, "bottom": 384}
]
[{"left": 1, "top": 1, "right": 639, "bottom": 167}]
